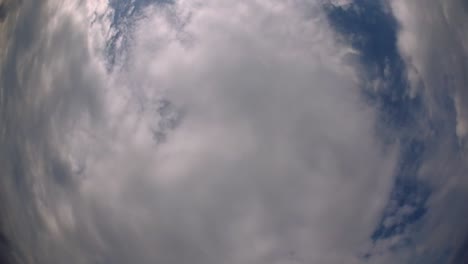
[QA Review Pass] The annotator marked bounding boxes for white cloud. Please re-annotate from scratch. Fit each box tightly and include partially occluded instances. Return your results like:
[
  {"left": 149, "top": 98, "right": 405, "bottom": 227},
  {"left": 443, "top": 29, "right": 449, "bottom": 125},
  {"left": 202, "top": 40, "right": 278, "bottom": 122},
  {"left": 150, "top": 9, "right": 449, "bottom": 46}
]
[{"left": 1, "top": 0, "right": 400, "bottom": 263}]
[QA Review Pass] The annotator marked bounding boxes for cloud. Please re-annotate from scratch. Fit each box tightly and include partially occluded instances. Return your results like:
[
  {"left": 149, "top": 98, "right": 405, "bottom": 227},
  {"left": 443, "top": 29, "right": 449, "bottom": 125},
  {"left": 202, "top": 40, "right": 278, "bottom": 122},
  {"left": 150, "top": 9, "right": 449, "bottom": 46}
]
[
  {"left": 390, "top": 0, "right": 468, "bottom": 139},
  {"left": 0, "top": 0, "right": 107, "bottom": 262},
  {"left": 388, "top": 0, "right": 468, "bottom": 263},
  {"left": 0, "top": 0, "right": 401, "bottom": 263}
]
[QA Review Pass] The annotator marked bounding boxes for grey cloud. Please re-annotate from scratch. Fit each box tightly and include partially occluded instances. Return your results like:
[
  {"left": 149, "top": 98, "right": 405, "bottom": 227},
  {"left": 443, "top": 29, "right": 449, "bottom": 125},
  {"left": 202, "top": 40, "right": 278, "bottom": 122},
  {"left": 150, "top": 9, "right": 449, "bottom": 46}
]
[
  {"left": 1, "top": 0, "right": 401, "bottom": 263},
  {"left": 0, "top": 0, "right": 107, "bottom": 263},
  {"left": 76, "top": 1, "right": 397, "bottom": 263}
]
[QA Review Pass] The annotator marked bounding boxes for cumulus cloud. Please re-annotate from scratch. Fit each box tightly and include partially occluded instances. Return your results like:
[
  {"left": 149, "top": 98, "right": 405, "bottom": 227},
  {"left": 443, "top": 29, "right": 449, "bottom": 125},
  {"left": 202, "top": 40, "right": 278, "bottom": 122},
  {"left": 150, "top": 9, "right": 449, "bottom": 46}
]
[{"left": 0, "top": 0, "right": 401, "bottom": 263}]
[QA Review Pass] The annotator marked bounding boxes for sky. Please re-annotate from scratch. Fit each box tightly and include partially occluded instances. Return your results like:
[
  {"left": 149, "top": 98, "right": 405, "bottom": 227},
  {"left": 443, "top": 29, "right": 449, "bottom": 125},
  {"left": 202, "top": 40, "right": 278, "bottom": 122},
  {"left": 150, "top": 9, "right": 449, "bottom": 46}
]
[{"left": 0, "top": 0, "right": 467, "bottom": 263}]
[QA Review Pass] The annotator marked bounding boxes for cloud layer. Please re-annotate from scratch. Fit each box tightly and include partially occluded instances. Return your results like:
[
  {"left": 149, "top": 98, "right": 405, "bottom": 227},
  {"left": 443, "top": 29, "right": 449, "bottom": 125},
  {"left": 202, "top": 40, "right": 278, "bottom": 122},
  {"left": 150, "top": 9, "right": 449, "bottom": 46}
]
[{"left": 5, "top": 0, "right": 468, "bottom": 263}]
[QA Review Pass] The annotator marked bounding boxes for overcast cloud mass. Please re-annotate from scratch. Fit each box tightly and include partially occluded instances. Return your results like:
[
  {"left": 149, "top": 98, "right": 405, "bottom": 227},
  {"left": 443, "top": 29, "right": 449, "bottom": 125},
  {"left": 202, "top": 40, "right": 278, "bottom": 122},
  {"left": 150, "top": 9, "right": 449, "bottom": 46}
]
[{"left": 0, "top": 0, "right": 467, "bottom": 263}]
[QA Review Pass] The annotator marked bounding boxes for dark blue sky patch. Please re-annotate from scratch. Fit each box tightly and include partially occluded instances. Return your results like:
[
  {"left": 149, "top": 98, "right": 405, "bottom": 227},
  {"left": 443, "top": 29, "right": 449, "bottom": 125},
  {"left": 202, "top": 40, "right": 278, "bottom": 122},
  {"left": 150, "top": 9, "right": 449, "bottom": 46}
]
[
  {"left": 325, "top": 0, "right": 399, "bottom": 70},
  {"left": 370, "top": 139, "right": 430, "bottom": 242},
  {"left": 325, "top": 0, "right": 435, "bottom": 252},
  {"left": 105, "top": 0, "right": 174, "bottom": 69},
  {"left": 325, "top": 0, "right": 425, "bottom": 134}
]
